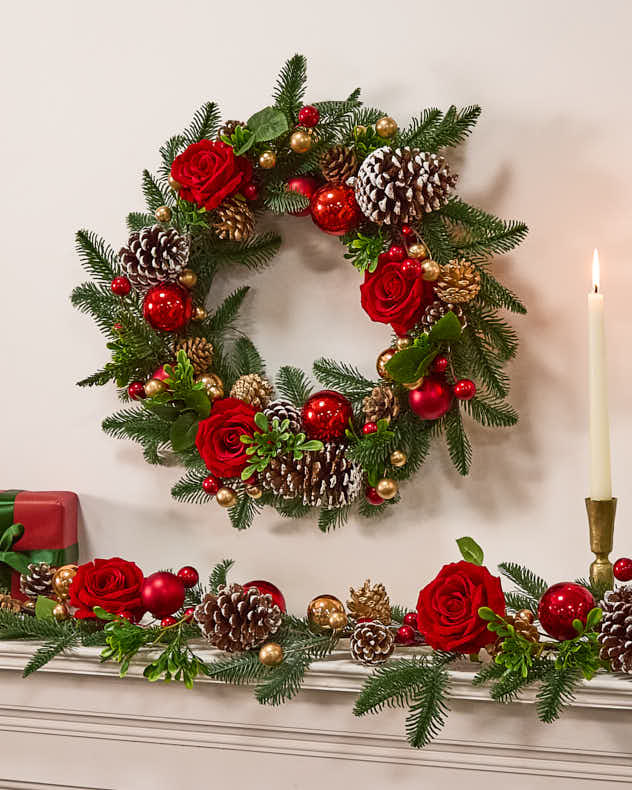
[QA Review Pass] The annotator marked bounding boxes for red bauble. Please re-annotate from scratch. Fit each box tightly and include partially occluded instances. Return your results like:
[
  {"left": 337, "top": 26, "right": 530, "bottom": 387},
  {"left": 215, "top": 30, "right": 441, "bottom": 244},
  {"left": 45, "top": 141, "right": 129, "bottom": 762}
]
[
  {"left": 310, "top": 183, "right": 361, "bottom": 236},
  {"left": 140, "top": 571, "right": 186, "bottom": 619},
  {"left": 177, "top": 566, "right": 199, "bottom": 589},
  {"left": 161, "top": 616, "right": 177, "bottom": 628},
  {"left": 387, "top": 245, "right": 406, "bottom": 262},
  {"left": 182, "top": 607, "right": 195, "bottom": 622},
  {"left": 614, "top": 557, "right": 632, "bottom": 582},
  {"left": 242, "top": 182, "right": 259, "bottom": 201},
  {"left": 142, "top": 283, "right": 192, "bottom": 332},
  {"left": 242, "top": 580, "right": 286, "bottom": 613},
  {"left": 454, "top": 379, "right": 476, "bottom": 401},
  {"left": 431, "top": 355, "right": 449, "bottom": 374},
  {"left": 111, "top": 276, "right": 131, "bottom": 296},
  {"left": 396, "top": 625, "right": 416, "bottom": 645},
  {"left": 362, "top": 421, "right": 378, "bottom": 435},
  {"left": 400, "top": 224, "right": 414, "bottom": 238},
  {"left": 302, "top": 389, "right": 353, "bottom": 440},
  {"left": 298, "top": 105, "right": 320, "bottom": 127},
  {"left": 152, "top": 364, "right": 171, "bottom": 382},
  {"left": 287, "top": 176, "right": 320, "bottom": 216},
  {"left": 365, "top": 486, "right": 384, "bottom": 506},
  {"left": 128, "top": 381, "right": 146, "bottom": 400},
  {"left": 400, "top": 258, "right": 422, "bottom": 279},
  {"left": 538, "top": 582, "right": 596, "bottom": 641},
  {"left": 202, "top": 474, "right": 221, "bottom": 495},
  {"left": 403, "top": 611, "right": 418, "bottom": 629},
  {"left": 408, "top": 375, "right": 454, "bottom": 420}
]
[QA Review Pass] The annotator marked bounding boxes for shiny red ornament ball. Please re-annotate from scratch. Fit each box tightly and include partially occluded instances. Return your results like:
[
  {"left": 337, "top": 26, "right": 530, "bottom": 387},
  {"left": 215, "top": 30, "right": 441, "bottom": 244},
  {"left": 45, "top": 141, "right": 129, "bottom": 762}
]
[
  {"left": 111, "top": 276, "right": 131, "bottom": 296},
  {"left": 408, "top": 375, "right": 454, "bottom": 420},
  {"left": 403, "top": 611, "right": 418, "bottom": 629},
  {"left": 400, "top": 224, "right": 414, "bottom": 238},
  {"left": 287, "top": 175, "right": 320, "bottom": 216},
  {"left": 363, "top": 421, "right": 378, "bottom": 435},
  {"left": 431, "top": 355, "right": 449, "bottom": 374},
  {"left": 182, "top": 607, "right": 195, "bottom": 622},
  {"left": 242, "top": 182, "right": 259, "bottom": 201},
  {"left": 128, "top": 381, "right": 146, "bottom": 400},
  {"left": 396, "top": 625, "right": 416, "bottom": 645},
  {"left": 538, "top": 582, "right": 596, "bottom": 642},
  {"left": 400, "top": 258, "right": 422, "bottom": 279},
  {"left": 298, "top": 105, "right": 320, "bottom": 127},
  {"left": 143, "top": 282, "right": 192, "bottom": 332},
  {"left": 387, "top": 244, "right": 406, "bottom": 262},
  {"left": 140, "top": 571, "right": 186, "bottom": 619},
  {"left": 310, "top": 183, "right": 361, "bottom": 236},
  {"left": 614, "top": 557, "right": 632, "bottom": 582},
  {"left": 454, "top": 379, "right": 476, "bottom": 401},
  {"left": 177, "top": 566, "right": 199, "bottom": 589},
  {"left": 365, "top": 486, "right": 384, "bottom": 506},
  {"left": 302, "top": 389, "right": 353, "bottom": 440},
  {"left": 243, "top": 580, "right": 286, "bottom": 613},
  {"left": 161, "top": 616, "right": 177, "bottom": 628},
  {"left": 202, "top": 474, "right": 221, "bottom": 496}
]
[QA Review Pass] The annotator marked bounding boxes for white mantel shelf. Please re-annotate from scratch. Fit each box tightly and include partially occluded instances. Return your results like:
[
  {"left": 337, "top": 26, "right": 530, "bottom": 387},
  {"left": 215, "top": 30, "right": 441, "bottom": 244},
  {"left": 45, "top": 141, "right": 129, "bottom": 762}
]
[{"left": 0, "top": 641, "right": 631, "bottom": 789}]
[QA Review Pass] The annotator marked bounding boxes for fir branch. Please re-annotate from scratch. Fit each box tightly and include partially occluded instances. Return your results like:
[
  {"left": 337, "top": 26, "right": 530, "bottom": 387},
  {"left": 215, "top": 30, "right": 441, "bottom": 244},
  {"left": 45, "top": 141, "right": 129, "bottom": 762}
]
[
  {"left": 263, "top": 182, "right": 310, "bottom": 215},
  {"left": 171, "top": 467, "right": 209, "bottom": 504},
  {"left": 209, "top": 559, "right": 235, "bottom": 594},
  {"left": 468, "top": 308, "right": 519, "bottom": 362},
  {"left": 574, "top": 578, "right": 610, "bottom": 602},
  {"left": 206, "top": 232, "right": 282, "bottom": 270},
  {"left": 391, "top": 414, "right": 432, "bottom": 477},
  {"left": 126, "top": 212, "right": 156, "bottom": 232},
  {"left": 184, "top": 102, "right": 221, "bottom": 144},
  {"left": 358, "top": 497, "right": 389, "bottom": 518},
  {"left": 536, "top": 664, "right": 582, "bottom": 723},
  {"left": 498, "top": 563, "right": 548, "bottom": 601},
  {"left": 75, "top": 230, "right": 118, "bottom": 283},
  {"left": 456, "top": 220, "right": 528, "bottom": 259},
  {"left": 312, "top": 358, "right": 375, "bottom": 405},
  {"left": 354, "top": 657, "right": 430, "bottom": 715},
  {"left": 479, "top": 271, "right": 527, "bottom": 315},
  {"left": 399, "top": 108, "right": 442, "bottom": 149},
  {"left": 276, "top": 366, "right": 313, "bottom": 406},
  {"left": 421, "top": 212, "right": 455, "bottom": 265},
  {"left": 405, "top": 657, "right": 452, "bottom": 748},
  {"left": 443, "top": 407, "right": 472, "bottom": 476},
  {"left": 228, "top": 495, "right": 262, "bottom": 531},
  {"left": 317, "top": 506, "right": 351, "bottom": 533},
  {"left": 71, "top": 281, "right": 120, "bottom": 337},
  {"left": 421, "top": 105, "right": 481, "bottom": 151},
  {"left": 274, "top": 497, "right": 313, "bottom": 520},
  {"left": 202, "top": 287, "right": 250, "bottom": 335},
  {"left": 142, "top": 169, "right": 171, "bottom": 213},
  {"left": 457, "top": 328, "right": 510, "bottom": 399},
  {"left": 158, "top": 134, "right": 186, "bottom": 182},
  {"left": 23, "top": 632, "right": 79, "bottom": 677},
  {"left": 504, "top": 592, "right": 538, "bottom": 615},
  {"left": 102, "top": 408, "right": 171, "bottom": 465},
  {"left": 0, "top": 610, "right": 70, "bottom": 640},
  {"left": 232, "top": 337, "right": 265, "bottom": 377},
  {"left": 255, "top": 634, "right": 334, "bottom": 706},
  {"left": 472, "top": 661, "right": 506, "bottom": 686},
  {"left": 203, "top": 650, "right": 268, "bottom": 685},
  {"left": 272, "top": 54, "right": 307, "bottom": 123},
  {"left": 339, "top": 107, "right": 385, "bottom": 142},
  {"left": 462, "top": 395, "right": 518, "bottom": 429}
]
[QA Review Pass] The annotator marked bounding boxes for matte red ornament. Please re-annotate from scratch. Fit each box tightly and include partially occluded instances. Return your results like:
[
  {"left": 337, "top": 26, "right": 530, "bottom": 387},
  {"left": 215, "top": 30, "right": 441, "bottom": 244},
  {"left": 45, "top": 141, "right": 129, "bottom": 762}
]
[
  {"left": 182, "top": 607, "right": 195, "bottom": 622},
  {"left": 365, "top": 486, "right": 384, "bottom": 506},
  {"left": 387, "top": 245, "right": 406, "bottom": 262},
  {"left": 538, "top": 582, "right": 596, "bottom": 641},
  {"left": 127, "top": 381, "right": 146, "bottom": 400},
  {"left": 298, "top": 105, "right": 320, "bottom": 127},
  {"left": 403, "top": 611, "right": 418, "bottom": 629},
  {"left": 242, "top": 580, "right": 287, "bottom": 613},
  {"left": 614, "top": 557, "right": 632, "bottom": 582},
  {"left": 431, "top": 355, "right": 449, "bottom": 374},
  {"left": 161, "top": 616, "right": 177, "bottom": 628},
  {"left": 177, "top": 566, "right": 199, "bottom": 589},
  {"left": 400, "top": 258, "right": 422, "bottom": 279},
  {"left": 363, "top": 422, "right": 378, "bottom": 435},
  {"left": 140, "top": 571, "right": 186, "bottom": 619},
  {"left": 408, "top": 375, "right": 454, "bottom": 420},
  {"left": 242, "top": 182, "right": 259, "bottom": 201},
  {"left": 310, "top": 183, "right": 361, "bottom": 236},
  {"left": 202, "top": 474, "right": 221, "bottom": 495},
  {"left": 454, "top": 379, "right": 476, "bottom": 401},
  {"left": 287, "top": 175, "right": 320, "bottom": 216},
  {"left": 142, "top": 282, "right": 192, "bottom": 332},
  {"left": 111, "top": 276, "right": 131, "bottom": 296},
  {"left": 396, "top": 624, "right": 416, "bottom": 645},
  {"left": 302, "top": 389, "right": 353, "bottom": 440}
]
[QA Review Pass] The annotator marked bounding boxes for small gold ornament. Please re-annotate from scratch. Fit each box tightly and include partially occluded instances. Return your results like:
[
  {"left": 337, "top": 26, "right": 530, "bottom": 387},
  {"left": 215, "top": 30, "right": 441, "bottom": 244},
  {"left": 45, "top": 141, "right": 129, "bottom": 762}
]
[
  {"left": 376, "top": 348, "right": 396, "bottom": 380},
  {"left": 168, "top": 175, "right": 181, "bottom": 192},
  {"left": 376, "top": 478, "right": 398, "bottom": 500},
  {"left": 328, "top": 610, "right": 348, "bottom": 631},
  {"left": 421, "top": 260, "right": 441, "bottom": 282},
  {"left": 259, "top": 150, "right": 277, "bottom": 169},
  {"left": 403, "top": 377, "right": 424, "bottom": 391},
  {"left": 390, "top": 449, "right": 407, "bottom": 468},
  {"left": 307, "top": 594, "right": 345, "bottom": 632},
  {"left": 376, "top": 116, "right": 398, "bottom": 138},
  {"left": 53, "top": 602, "right": 70, "bottom": 621},
  {"left": 52, "top": 565, "right": 78, "bottom": 601},
  {"left": 354, "top": 125, "right": 367, "bottom": 136},
  {"left": 245, "top": 485, "right": 263, "bottom": 499},
  {"left": 23, "top": 600, "right": 35, "bottom": 613},
  {"left": 258, "top": 642, "right": 284, "bottom": 666},
  {"left": 197, "top": 373, "right": 224, "bottom": 400},
  {"left": 144, "top": 378, "right": 167, "bottom": 398},
  {"left": 178, "top": 269, "right": 198, "bottom": 289},
  {"left": 192, "top": 305, "right": 207, "bottom": 321},
  {"left": 396, "top": 336, "right": 412, "bottom": 351},
  {"left": 407, "top": 242, "right": 428, "bottom": 260},
  {"left": 154, "top": 205, "right": 172, "bottom": 223},
  {"left": 290, "top": 130, "right": 312, "bottom": 154},
  {"left": 216, "top": 487, "right": 237, "bottom": 508}
]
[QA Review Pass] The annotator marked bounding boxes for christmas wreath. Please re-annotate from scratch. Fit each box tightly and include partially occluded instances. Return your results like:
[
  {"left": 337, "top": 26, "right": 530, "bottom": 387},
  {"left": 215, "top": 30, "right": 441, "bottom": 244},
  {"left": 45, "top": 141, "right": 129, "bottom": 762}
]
[{"left": 72, "top": 55, "right": 527, "bottom": 531}]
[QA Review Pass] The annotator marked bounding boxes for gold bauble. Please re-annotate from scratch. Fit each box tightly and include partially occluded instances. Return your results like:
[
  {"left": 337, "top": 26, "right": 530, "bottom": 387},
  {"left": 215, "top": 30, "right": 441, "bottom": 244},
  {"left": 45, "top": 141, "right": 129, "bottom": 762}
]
[
  {"left": 52, "top": 565, "right": 78, "bottom": 601},
  {"left": 290, "top": 130, "right": 312, "bottom": 154},
  {"left": 144, "top": 378, "right": 167, "bottom": 398},
  {"left": 421, "top": 260, "right": 441, "bottom": 282},
  {"left": 259, "top": 150, "right": 277, "bottom": 169},
  {"left": 407, "top": 242, "right": 428, "bottom": 260},
  {"left": 390, "top": 449, "right": 407, "bottom": 468},
  {"left": 197, "top": 373, "right": 224, "bottom": 400},
  {"left": 376, "top": 348, "right": 396, "bottom": 381},
  {"left": 23, "top": 600, "right": 35, "bottom": 613},
  {"left": 396, "top": 336, "right": 412, "bottom": 351},
  {"left": 328, "top": 610, "right": 348, "bottom": 631},
  {"left": 258, "top": 642, "right": 284, "bottom": 666},
  {"left": 216, "top": 487, "right": 237, "bottom": 508},
  {"left": 207, "top": 385, "right": 223, "bottom": 401},
  {"left": 403, "top": 377, "right": 424, "bottom": 391},
  {"left": 178, "top": 268, "right": 198, "bottom": 289},
  {"left": 168, "top": 175, "right": 181, "bottom": 192},
  {"left": 53, "top": 602, "right": 70, "bottom": 621},
  {"left": 354, "top": 125, "right": 367, "bottom": 136},
  {"left": 192, "top": 305, "right": 207, "bottom": 321},
  {"left": 245, "top": 485, "right": 263, "bottom": 499},
  {"left": 376, "top": 478, "right": 398, "bottom": 500},
  {"left": 307, "top": 594, "right": 345, "bottom": 632},
  {"left": 155, "top": 205, "right": 172, "bottom": 223},
  {"left": 376, "top": 116, "right": 398, "bottom": 138}
]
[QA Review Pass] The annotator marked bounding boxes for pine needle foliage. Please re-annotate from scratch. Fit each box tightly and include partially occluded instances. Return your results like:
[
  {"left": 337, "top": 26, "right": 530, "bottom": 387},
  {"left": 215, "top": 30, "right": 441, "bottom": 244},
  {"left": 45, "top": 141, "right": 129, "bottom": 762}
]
[
  {"left": 498, "top": 563, "right": 548, "bottom": 602},
  {"left": 276, "top": 366, "right": 313, "bottom": 406},
  {"left": 536, "top": 665, "right": 582, "bottom": 723}
]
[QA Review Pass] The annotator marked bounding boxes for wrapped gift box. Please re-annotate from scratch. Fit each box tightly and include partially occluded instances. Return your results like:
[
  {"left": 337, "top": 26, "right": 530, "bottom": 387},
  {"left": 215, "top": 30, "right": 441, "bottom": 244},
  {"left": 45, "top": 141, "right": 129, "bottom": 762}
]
[{"left": 0, "top": 490, "right": 79, "bottom": 599}]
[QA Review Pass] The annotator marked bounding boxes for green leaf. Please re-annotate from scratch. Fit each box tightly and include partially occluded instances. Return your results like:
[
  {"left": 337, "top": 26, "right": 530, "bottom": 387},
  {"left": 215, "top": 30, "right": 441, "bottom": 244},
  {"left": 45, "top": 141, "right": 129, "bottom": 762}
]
[
  {"left": 428, "top": 311, "right": 462, "bottom": 343},
  {"left": 456, "top": 536, "right": 484, "bottom": 566},
  {"left": 247, "top": 107, "right": 289, "bottom": 141},
  {"left": 384, "top": 344, "right": 433, "bottom": 384},
  {"left": 477, "top": 606, "right": 497, "bottom": 622},
  {"left": 232, "top": 132, "right": 256, "bottom": 156},
  {"left": 170, "top": 412, "right": 199, "bottom": 452},
  {"left": 586, "top": 607, "right": 603, "bottom": 629},
  {"left": 254, "top": 412, "right": 269, "bottom": 431},
  {"left": 35, "top": 596, "right": 57, "bottom": 620},
  {"left": 93, "top": 606, "right": 115, "bottom": 621}
]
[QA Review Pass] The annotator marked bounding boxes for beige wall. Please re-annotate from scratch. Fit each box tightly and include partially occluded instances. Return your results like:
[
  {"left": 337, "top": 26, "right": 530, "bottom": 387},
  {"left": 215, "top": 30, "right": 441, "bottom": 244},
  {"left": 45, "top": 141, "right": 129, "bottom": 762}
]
[{"left": 2, "top": 0, "right": 631, "bottom": 613}]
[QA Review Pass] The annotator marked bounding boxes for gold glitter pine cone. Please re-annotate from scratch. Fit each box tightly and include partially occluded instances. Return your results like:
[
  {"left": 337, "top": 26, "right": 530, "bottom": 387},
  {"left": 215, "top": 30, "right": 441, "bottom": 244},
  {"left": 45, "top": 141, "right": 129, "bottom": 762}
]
[
  {"left": 347, "top": 580, "right": 392, "bottom": 625},
  {"left": 211, "top": 196, "right": 255, "bottom": 242},
  {"left": 362, "top": 385, "right": 400, "bottom": 424},
  {"left": 435, "top": 259, "right": 481, "bottom": 304},
  {"left": 174, "top": 336, "right": 214, "bottom": 375},
  {"left": 230, "top": 373, "right": 274, "bottom": 411}
]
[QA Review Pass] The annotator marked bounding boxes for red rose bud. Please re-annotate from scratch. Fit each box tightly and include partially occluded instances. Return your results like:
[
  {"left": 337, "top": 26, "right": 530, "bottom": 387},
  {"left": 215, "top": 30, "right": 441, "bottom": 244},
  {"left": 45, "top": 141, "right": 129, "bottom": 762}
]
[
  {"left": 69, "top": 557, "right": 145, "bottom": 620},
  {"left": 196, "top": 397, "right": 257, "bottom": 478}
]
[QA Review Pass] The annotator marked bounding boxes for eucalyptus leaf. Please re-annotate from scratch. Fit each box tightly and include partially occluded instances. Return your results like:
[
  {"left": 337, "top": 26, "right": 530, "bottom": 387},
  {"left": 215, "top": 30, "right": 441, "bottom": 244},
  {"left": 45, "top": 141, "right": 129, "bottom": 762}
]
[
  {"left": 456, "top": 536, "right": 484, "bottom": 565},
  {"left": 93, "top": 605, "right": 115, "bottom": 621},
  {"left": 170, "top": 412, "right": 198, "bottom": 452},
  {"left": 247, "top": 107, "right": 289, "bottom": 141}
]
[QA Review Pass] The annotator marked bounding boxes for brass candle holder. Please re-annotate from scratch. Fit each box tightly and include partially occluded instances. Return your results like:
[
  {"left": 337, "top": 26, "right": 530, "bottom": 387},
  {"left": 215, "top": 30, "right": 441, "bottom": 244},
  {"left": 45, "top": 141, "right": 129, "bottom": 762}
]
[{"left": 585, "top": 497, "right": 617, "bottom": 589}]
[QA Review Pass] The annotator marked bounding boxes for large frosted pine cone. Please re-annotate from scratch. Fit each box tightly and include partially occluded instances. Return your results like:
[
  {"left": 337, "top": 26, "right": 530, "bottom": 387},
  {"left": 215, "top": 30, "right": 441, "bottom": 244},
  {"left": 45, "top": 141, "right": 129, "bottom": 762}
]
[
  {"left": 435, "top": 259, "right": 481, "bottom": 305},
  {"left": 211, "top": 196, "right": 255, "bottom": 242},
  {"left": 119, "top": 225, "right": 189, "bottom": 290},
  {"left": 599, "top": 587, "right": 632, "bottom": 672},
  {"left": 230, "top": 374, "right": 274, "bottom": 411},
  {"left": 347, "top": 580, "right": 392, "bottom": 625},
  {"left": 264, "top": 399, "right": 303, "bottom": 434},
  {"left": 350, "top": 620, "right": 395, "bottom": 665},
  {"left": 362, "top": 385, "right": 400, "bottom": 424}
]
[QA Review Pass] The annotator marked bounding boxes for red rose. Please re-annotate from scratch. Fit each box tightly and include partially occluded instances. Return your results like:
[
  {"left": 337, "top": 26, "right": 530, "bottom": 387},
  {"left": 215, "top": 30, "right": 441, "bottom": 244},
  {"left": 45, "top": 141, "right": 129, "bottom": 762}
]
[
  {"left": 360, "top": 254, "right": 435, "bottom": 336},
  {"left": 171, "top": 140, "right": 253, "bottom": 211},
  {"left": 196, "top": 397, "right": 257, "bottom": 478},
  {"left": 416, "top": 561, "right": 505, "bottom": 653},
  {"left": 69, "top": 557, "right": 145, "bottom": 620}
]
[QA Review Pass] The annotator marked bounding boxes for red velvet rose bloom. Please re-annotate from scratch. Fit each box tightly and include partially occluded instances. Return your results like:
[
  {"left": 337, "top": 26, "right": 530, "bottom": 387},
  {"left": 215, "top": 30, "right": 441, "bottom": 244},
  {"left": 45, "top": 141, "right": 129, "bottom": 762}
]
[
  {"left": 170, "top": 140, "right": 253, "bottom": 211},
  {"left": 360, "top": 254, "right": 435, "bottom": 336},
  {"left": 69, "top": 557, "right": 145, "bottom": 620},
  {"left": 195, "top": 397, "right": 257, "bottom": 478},
  {"left": 416, "top": 561, "right": 505, "bottom": 653}
]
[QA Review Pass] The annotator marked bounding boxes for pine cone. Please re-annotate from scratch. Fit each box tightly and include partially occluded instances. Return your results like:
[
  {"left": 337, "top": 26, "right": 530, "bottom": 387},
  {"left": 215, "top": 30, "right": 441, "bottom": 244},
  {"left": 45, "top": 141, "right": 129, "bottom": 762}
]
[
  {"left": 419, "top": 300, "right": 466, "bottom": 332},
  {"left": 435, "top": 259, "right": 481, "bottom": 304},
  {"left": 599, "top": 587, "right": 632, "bottom": 672},
  {"left": 218, "top": 120, "right": 245, "bottom": 140},
  {"left": 119, "top": 225, "right": 189, "bottom": 290},
  {"left": 230, "top": 373, "right": 274, "bottom": 411},
  {"left": 486, "top": 610, "right": 539, "bottom": 657},
  {"left": 194, "top": 583, "right": 282, "bottom": 653},
  {"left": 0, "top": 593, "right": 24, "bottom": 614},
  {"left": 175, "top": 337, "right": 214, "bottom": 375},
  {"left": 320, "top": 145, "right": 358, "bottom": 182},
  {"left": 263, "top": 442, "right": 362, "bottom": 509},
  {"left": 347, "top": 146, "right": 457, "bottom": 226},
  {"left": 264, "top": 399, "right": 303, "bottom": 433},
  {"left": 347, "top": 580, "right": 392, "bottom": 625},
  {"left": 362, "top": 385, "right": 400, "bottom": 424},
  {"left": 211, "top": 196, "right": 255, "bottom": 242},
  {"left": 350, "top": 621, "right": 395, "bottom": 665},
  {"left": 20, "top": 562, "right": 55, "bottom": 600}
]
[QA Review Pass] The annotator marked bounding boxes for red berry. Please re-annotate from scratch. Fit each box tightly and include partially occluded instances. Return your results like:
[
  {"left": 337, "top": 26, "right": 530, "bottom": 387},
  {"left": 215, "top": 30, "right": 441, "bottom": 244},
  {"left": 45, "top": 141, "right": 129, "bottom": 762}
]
[
  {"left": 362, "top": 422, "right": 378, "bottom": 435},
  {"left": 387, "top": 244, "right": 406, "bottom": 262},
  {"left": 400, "top": 224, "right": 414, "bottom": 237},
  {"left": 182, "top": 607, "right": 195, "bottom": 622},
  {"left": 177, "top": 566, "right": 199, "bottom": 589},
  {"left": 453, "top": 379, "right": 476, "bottom": 401},
  {"left": 111, "top": 276, "right": 131, "bottom": 296},
  {"left": 118, "top": 610, "right": 135, "bottom": 622},
  {"left": 242, "top": 182, "right": 259, "bottom": 201},
  {"left": 243, "top": 475, "right": 257, "bottom": 486},
  {"left": 432, "top": 355, "right": 449, "bottom": 374},
  {"left": 128, "top": 381, "right": 146, "bottom": 400},
  {"left": 202, "top": 475, "right": 221, "bottom": 495},
  {"left": 396, "top": 625, "right": 416, "bottom": 645},
  {"left": 161, "top": 616, "right": 177, "bottom": 628},
  {"left": 298, "top": 105, "right": 320, "bottom": 127},
  {"left": 400, "top": 258, "right": 422, "bottom": 278},
  {"left": 403, "top": 611, "right": 418, "bottom": 629},
  {"left": 113, "top": 322, "right": 123, "bottom": 331},
  {"left": 614, "top": 557, "right": 632, "bottom": 582},
  {"left": 365, "top": 486, "right": 384, "bottom": 506}
]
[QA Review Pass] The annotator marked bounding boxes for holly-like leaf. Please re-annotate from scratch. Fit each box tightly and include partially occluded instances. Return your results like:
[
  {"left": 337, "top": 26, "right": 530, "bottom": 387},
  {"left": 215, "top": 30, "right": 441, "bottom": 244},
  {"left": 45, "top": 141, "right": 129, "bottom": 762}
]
[
  {"left": 456, "top": 536, "right": 484, "bottom": 565},
  {"left": 384, "top": 339, "right": 438, "bottom": 384},
  {"left": 428, "top": 312, "right": 462, "bottom": 343},
  {"left": 247, "top": 107, "right": 289, "bottom": 141},
  {"left": 170, "top": 412, "right": 198, "bottom": 452}
]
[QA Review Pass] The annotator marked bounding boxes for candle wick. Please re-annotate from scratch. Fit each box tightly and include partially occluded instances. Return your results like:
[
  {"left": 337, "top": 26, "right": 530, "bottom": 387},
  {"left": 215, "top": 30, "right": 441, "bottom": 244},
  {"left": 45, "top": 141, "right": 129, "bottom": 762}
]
[{"left": 594, "top": 284, "right": 599, "bottom": 294}]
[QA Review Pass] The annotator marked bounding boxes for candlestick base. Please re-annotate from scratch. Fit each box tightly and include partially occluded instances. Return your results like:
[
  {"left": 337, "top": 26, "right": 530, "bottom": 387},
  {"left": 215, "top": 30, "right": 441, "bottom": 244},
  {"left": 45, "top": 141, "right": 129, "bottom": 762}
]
[{"left": 585, "top": 497, "right": 616, "bottom": 590}]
